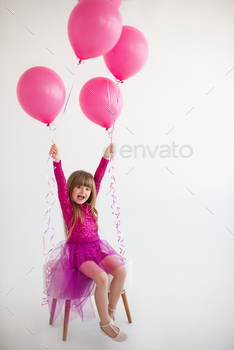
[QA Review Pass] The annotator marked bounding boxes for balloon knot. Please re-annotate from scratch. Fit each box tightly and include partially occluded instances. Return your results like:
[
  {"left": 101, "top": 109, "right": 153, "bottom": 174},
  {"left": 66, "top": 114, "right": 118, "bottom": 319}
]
[
  {"left": 46, "top": 123, "right": 50, "bottom": 127},
  {"left": 106, "top": 127, "right": 109, "bottom": 131}
]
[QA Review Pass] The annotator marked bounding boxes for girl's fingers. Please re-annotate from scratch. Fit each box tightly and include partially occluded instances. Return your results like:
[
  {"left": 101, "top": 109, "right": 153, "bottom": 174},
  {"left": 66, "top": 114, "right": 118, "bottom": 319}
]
[
  {"left": 49, "top": 147, "right": 57, "bottom": 156},
  {"left": 50, "top": 146, "right": 57, "bottom": 153}
]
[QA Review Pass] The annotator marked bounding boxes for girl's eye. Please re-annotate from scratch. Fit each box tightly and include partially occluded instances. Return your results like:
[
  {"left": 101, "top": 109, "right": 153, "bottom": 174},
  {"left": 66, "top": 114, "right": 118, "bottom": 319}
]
[{"left": 77, "top": 186, "right": 90, "bottom": 191}]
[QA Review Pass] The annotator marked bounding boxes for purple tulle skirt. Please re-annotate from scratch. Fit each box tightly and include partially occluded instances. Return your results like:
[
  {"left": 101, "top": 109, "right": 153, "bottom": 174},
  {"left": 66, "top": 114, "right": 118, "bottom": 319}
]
[{"left": 44, "top": 236, "right": 125, "bottom": 327}]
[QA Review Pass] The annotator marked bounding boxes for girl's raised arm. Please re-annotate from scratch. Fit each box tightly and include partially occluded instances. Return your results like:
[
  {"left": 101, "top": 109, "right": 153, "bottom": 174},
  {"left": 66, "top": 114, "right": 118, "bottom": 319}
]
[
  {"left": 94, "top": 143, "right": 114, "bottom": 195},
  {"left": 49, "top": 144, "right": 73, "bottom": 225}
]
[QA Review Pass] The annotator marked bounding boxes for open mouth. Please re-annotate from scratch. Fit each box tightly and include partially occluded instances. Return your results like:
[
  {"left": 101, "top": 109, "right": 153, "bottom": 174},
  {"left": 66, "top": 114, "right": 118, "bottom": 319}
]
[{"left": 78, "top": 195, "right": 85, "bottom": 200}]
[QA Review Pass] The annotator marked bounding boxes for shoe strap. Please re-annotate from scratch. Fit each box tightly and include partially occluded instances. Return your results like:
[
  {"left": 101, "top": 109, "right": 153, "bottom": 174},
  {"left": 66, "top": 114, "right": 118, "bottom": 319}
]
[
  {"left": 100, "top": 322, "right": 118, "bottom": 335},
  {"left": 108, "top": 305, "right": 116, "bottom": 314}
]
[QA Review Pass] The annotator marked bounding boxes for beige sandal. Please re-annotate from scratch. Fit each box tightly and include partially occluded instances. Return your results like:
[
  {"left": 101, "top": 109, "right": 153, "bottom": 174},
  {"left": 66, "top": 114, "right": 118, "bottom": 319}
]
[{"left": 100, "top": 321, "right": 128, "bottom": 342}]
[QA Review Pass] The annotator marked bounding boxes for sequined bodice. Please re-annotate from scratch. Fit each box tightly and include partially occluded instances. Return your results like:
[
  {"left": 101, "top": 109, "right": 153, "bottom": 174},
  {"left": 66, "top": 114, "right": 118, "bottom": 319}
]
[{"left": 53, "top": 157, "right": 109, "bottom": 243}]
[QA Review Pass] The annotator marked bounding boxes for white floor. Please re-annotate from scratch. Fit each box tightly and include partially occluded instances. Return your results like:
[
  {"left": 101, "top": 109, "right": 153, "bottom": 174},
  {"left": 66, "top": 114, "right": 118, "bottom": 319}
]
[{"left": 2, "top": 261, "right": 234, "bottom": 350}]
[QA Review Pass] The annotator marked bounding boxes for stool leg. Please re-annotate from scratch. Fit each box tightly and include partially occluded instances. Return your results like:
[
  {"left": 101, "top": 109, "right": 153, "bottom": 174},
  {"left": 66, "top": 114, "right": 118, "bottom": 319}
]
[
  {"left": 63, "top": 300, "right": 71, "bottom": 341},
  {"left": 49, "top": 298, "right": 57, "bottom": 325},
  {"left": 121, "top": 290, "right": 132, "bottom": 323}
]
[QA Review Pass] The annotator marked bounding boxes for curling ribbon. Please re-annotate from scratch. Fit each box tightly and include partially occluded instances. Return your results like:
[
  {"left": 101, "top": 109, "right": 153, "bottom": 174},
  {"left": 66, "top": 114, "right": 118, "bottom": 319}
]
[
  {"left": 106, "top": 77, "right": 126, "bottom": 259},
  {"left": 42, "top": 59, "right": 84, "bottom": 306},
  {"left": 42, "top": 129, "right": 56, "bottom": 305}
]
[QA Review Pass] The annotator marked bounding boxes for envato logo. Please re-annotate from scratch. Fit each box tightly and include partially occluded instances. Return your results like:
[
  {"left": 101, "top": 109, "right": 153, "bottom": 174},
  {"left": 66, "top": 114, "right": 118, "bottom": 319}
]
[{"left": 104, "top": 141, "right": 193, "bottom": 158}]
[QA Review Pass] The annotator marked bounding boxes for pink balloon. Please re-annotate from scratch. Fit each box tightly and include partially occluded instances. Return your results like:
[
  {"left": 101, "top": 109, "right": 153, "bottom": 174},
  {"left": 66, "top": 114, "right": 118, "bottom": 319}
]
[
  {"left": 68, "top": 0, "right": 122, "bottom": 60},
  {"left": 17, "top": 67, "right": 66, "bottom": 125},
  {"left": 104, "top": 25, "right": 149, "bottom": 81},
  {"left": 78, "top": 0, "right": 122, "bottom": 8},
  {"left": 79, "top": 77, "right": 123, "bottom": 129}
]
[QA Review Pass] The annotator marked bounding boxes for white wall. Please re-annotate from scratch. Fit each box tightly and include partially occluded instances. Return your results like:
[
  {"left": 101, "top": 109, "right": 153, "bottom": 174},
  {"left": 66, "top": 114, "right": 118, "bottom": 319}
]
[{"left": 1, "top": 0, "right": 234, "bottom": 349}]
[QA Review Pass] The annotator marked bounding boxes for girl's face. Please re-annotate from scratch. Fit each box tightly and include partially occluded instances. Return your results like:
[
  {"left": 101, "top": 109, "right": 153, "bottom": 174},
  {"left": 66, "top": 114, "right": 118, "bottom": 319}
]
[{"left": 72, "top": 185, "right": 91, "bottom": 204}]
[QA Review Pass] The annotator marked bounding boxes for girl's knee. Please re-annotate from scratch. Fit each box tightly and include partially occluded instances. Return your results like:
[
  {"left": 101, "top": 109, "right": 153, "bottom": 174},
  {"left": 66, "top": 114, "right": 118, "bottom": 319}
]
[
  {"left": 113, "top": 265, "right": 127, "bottom": 280},
  {"left": 94, "top": 271, "right": 108, "bottom": 287},
  {"left": 120, "top": 265, "right": 127, "bottom": 280}
]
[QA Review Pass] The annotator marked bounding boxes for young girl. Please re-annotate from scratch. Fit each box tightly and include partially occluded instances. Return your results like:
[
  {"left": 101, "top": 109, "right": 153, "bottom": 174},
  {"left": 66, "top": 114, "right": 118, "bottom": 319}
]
[{"left": 45, "top": 143, "right": 128, "bottom": 342}]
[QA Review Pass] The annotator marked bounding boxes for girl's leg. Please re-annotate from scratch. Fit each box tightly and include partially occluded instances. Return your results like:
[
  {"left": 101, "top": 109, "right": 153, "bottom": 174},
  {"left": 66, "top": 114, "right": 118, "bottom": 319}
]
[
  {"left": 101, "top": 256, "right": 127, "bottom": 320},
  {"left": 79, "top": 260, "right": 120, "bottom": 338}
]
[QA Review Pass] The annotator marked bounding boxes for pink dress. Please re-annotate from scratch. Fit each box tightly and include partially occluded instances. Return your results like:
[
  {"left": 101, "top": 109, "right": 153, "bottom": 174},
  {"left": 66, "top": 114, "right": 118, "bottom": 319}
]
[{"left": 43, "top": 157, "right": 124, "bottom": 327}]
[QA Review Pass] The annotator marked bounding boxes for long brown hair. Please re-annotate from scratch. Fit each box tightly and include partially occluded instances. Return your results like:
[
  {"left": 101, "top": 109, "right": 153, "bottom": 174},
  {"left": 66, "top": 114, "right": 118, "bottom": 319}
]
[{"left": 64, "top": 170, "right": 98, "bottom": 239}]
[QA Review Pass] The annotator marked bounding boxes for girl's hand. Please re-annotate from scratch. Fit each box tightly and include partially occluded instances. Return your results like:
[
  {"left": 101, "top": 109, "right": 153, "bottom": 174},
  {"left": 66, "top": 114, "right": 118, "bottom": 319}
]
[
  {"left": 103, "top": 143, "right": 114, "bottom": 160},
  {"left": 49, "top": 144, "right": 60, "bottom": 162}
]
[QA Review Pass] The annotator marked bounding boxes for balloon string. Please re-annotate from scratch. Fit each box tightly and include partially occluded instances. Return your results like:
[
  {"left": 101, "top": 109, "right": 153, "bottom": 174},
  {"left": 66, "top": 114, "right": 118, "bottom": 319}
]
[
  {"left": 106, "top": 76, "right": 126, "bottom": 259},
  {"left": 42, "top": 58, "right": 84, "bottom": 306},
  {"left": 42, "top": 124, "right": 58, "bottom": 305},
  {"left": 54, "top": 59, "right": 84, "bottom": 139},
  {"left": 42, "top": 132, "right": 56, "bottom": 305}
]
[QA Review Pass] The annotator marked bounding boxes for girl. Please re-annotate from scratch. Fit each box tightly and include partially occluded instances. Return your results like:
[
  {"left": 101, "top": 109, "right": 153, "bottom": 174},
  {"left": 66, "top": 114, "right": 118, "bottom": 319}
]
[{"left": 45, "top": 143, "right": 128, "bottom": 342}]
